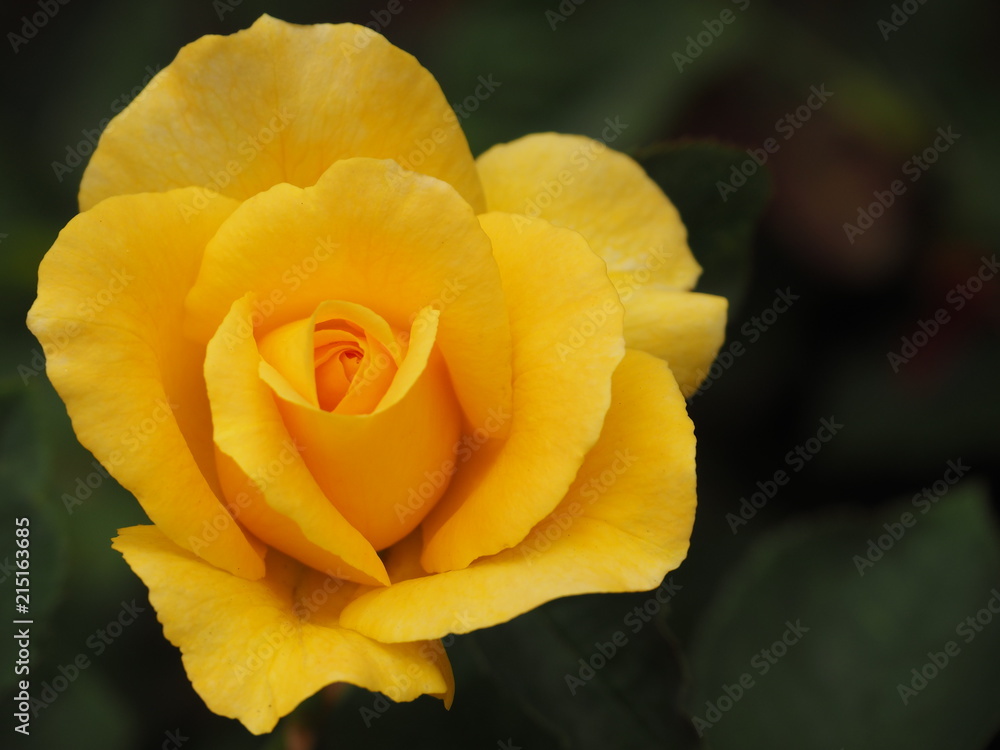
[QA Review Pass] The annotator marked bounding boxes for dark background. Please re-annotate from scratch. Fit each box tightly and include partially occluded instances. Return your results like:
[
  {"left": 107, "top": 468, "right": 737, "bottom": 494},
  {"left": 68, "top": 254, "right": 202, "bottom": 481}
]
[{"left": 1, "top": 0, "right": 998, "bottom": 748}]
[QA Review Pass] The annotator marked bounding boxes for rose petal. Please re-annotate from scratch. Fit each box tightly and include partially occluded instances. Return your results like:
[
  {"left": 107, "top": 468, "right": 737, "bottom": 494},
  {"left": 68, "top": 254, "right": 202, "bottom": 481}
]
[
  {"left": 27, "top": 188, "right": 264, "bottom": 580},
  {"left": 476, "top": 133, "right": 729, "bottom": 376},
  {"left": 257, "top": 300, "right": 400, "bottom": 412},
  {"left": 476, "top": 132, "right": 700, "bottom": 291},
  {"left": 256, "top": 317, "right": 317, "bottom": 405},
  {"left": 619, "top": 287, "right": 728, "bottom": 396},
  {"left": 205, "top": 294, "right": 390, "bottom": 587},
  {"left": 113, "top": 525, "right": 453, "bottom": 735},
  {"left": 340, "top": 350, "right": 696, "bottom": 641},
  {"left": 80, "top": 15, "right": 483, "bottom": 212},
  {"left": 265, "top": 307, "right": 463, "bottom": 551},
  {"left": 186, "top": 157, "right": 512, "bottom": 436},
  {"left": 419, "top": 212, "right": 624, "bottom": 573}
]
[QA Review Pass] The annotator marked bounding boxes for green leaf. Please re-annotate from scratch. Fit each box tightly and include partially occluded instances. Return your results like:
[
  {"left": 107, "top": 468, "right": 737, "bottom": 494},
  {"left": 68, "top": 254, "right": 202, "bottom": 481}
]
[
  {"left": 470, "top": 591, "right": 702, "bottom": 750},
  {"left": 314, "top": 586, "right": 700, "bottom": 748},
  {"left": 688, "top": 482, "right": 1000, "bottom": 750},
  {"left": 28, "top": 669, "right": 137, "bottom": 750},
  {"left": 637, "top": 141, "right": 771, "bottom": 313},
  {"left": 317, "top": 634, "right": 561, "bottom": 748}
]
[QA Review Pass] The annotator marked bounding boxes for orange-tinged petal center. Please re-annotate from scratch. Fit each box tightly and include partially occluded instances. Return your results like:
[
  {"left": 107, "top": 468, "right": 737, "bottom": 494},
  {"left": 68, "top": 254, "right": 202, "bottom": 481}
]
[
  {"left": 254, "top": 301, "right": 461, "bottom": 552},
  {"left": 258, "top": 301, "right": 402, "bottom": 415}
]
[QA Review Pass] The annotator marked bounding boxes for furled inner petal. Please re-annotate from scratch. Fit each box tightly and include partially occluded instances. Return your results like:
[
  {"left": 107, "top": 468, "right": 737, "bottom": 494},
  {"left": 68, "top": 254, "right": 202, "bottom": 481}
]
[
  {"left": 206, "top": 294, "right": 390, "bottom": 587},
  {"left": 314, "top": 335, "right": 362, "bottom": 409},
  {"left": 262, "top": 306, "right": 462, "bottom": 551},
  {"left": 258, "top": 300, "right": 402, "bottom": 415}
]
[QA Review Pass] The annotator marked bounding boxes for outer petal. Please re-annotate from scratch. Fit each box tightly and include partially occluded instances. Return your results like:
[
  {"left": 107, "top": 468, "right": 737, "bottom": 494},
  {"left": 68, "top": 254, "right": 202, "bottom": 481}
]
[
  {"left": 80, "top": 15, "right": 484, "bottom": 212},
  {"left": 477, "top": 133, "right": 728, "bottom": 382},
  {"left": 113, "top": 526, "right": 453, "bottom": 735},
  {"left": 186, "top": 157, "right": 512, "bottom": 436},
  {"left": 419, "top": 212, "right": 624, "bottom": 573},
  {"left": 340, "top": 350, "right": 696, "bottom": 642},
  {"left": 619, "top": 287, "right": 727, "bottom": 397},
  {"left": 27, "top": 189, "right": 264, "bottom": 580},
  {"left": 206, "top": 295, "right": 390, "bottom": 587},
  {"left": 476, "top": 132, "right": 699, "bottom": 290}
]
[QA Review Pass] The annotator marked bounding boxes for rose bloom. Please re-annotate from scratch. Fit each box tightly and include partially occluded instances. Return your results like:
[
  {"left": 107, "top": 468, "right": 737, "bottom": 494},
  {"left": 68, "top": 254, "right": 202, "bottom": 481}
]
[{"left": 27, "top": 16, "right": 725, "bottom": 733}]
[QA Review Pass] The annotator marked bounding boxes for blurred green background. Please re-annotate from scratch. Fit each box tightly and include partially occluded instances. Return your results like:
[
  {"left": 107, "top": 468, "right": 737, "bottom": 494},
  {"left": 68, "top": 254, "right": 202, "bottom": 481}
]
[{"left": 1, "top": 0, "right": 998, "bottom": 748}]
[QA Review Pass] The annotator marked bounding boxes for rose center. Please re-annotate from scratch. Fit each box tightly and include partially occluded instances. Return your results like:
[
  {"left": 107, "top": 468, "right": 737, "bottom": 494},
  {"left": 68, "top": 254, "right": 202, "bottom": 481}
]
[
  {"left": 258, "top": 303, "right": 403, "bottom": 416},
  {"left": 251, "top": 301, "right": 462, "bottom": 550},
  {"left": 312, "top": 318, "right": 396, "bottom": 413}
]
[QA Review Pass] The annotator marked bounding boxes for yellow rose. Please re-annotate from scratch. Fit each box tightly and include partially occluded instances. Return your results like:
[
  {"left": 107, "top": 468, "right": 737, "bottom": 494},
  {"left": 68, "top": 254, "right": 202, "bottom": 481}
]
[{"left": 27, "top": 15, "right": 725, "bottom": 734}]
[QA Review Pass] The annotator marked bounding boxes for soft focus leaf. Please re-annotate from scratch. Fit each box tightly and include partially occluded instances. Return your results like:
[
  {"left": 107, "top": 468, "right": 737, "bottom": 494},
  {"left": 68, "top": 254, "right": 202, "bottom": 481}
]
[
  {"left": 689, "top": 482, "right": 1000, "bottom": 750},
  {"left": 29, "top": 670, "right": 137, "bottom": 750},
  {"left": 470, "top": 593, "right": 701, "bottom": 750}
]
